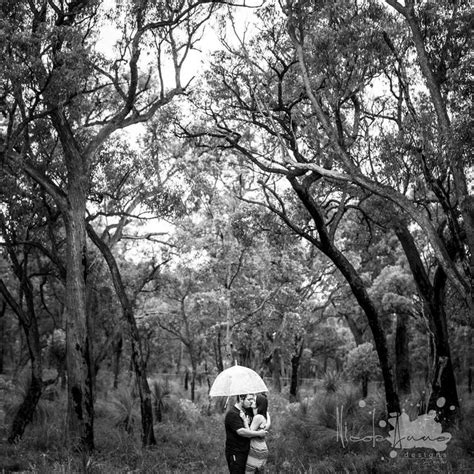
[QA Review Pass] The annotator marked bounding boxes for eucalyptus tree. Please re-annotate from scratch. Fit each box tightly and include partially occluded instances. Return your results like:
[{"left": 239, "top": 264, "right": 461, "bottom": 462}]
[
  {"left": 85, "top": 130, "right": 183, "bottom": 445},
  {"left": 384, "top": 0, "right": 473, "bottom": 286},
  {"left": 282, "top": 0, "right": 472, "bottom": 420},
  {"left": 0, "top": 0, "right": 235, "bottom": 449},
  {"left": 186, "top": 2, "right": 404, "bottom": 413},
  {"left": 189, "top": 0, "right": 471, "bottom": 418}
]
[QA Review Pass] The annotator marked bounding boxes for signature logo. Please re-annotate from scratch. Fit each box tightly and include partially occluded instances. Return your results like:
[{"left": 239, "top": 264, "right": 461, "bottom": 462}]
[
  {"left": 336, "top": 398, "right": 453, "bottom": 458},
  {"left": 386, "top": 411, "right": 451, "bottom": 452}
]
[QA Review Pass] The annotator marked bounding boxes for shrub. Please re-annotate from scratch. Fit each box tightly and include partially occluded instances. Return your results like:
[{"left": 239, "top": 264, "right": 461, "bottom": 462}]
[
  {"left": 177, "top": 398, "right": 201, "bottom": 425},
  {"left": 322, "top": 370, "right": 342, "bottom": 394},
  {"left": 107, "top": 385, "right": 140, "bottom": 433},
  {"left": 344, "top": 342, "right": 381, "bottom": 397}
]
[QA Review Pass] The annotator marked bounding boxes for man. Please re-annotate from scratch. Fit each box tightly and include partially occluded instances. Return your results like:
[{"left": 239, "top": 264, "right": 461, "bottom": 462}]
[{"left": 225, "top": 393, "right": 267, "bottom": 473}]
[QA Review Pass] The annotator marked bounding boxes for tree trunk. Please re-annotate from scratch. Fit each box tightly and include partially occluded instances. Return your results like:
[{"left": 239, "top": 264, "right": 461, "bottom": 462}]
[
  {"left": 184, "top": 368, "right": 189, "bottom": 391},
  {"left": 177, "top": 342, "right": 183, "bottom": 375},
  {"left": 86, "top": 281, "right": 97, "bottom": 402},
  {"left": 214, "top": 327, "right": 224, "bottom": 373},
  {"left": 395, "top": 313, "right": 411, "bottom": 394},
  {"left": 86, "top": 223, "right": 156, "bottom": 446},
  {"left": 395, "top": 223, "right": 459, "bottom": 424},
  {"left": 400, "top": 6, "right": 474, "bottom": 305},
  {"left": 289, "top": 339, "right": 304, "bottom": 402},
  {"left": 290, "top": 178, "right": 400, "bottom": 414},
  {"left": 362, "top": 374, "right": 368, "bottom": 398},
  {"left": 0, "top": 257, "right": 45, "bottom": 443},
  {"left": 191, "top": 370, "right": 196, "bottom": 402},
  {"left": 113, "top": 336, "right": 123, "bottom": 389},
  {"left": 64, "top": 202, "right": 94, "bottom": 452},
  {"left": 427, "top": 268, "right": 459, "bottom": 426},
  {"left": 330, "top": 254, "right": 399, "bottom": 413},
  {"left": 0, "top": 300, "right": 5, "bottom": 374},
  {"left": 189, "top": 353, "right": 198, "bottom": 402},
  {"left": 272, "top": 347, "right": 282, "bottom": 393},
  {"left": 344, "top": 313, "right": 365, "bottom": 346},
  {"left": 4, "top": 302, "right": 44, "bottom": 443},
  {"left": 128, "top": 318, "right": 156, "bottom": 446},
  {"left": 8, "top": 373, "right": 43, "bottom": 444}
]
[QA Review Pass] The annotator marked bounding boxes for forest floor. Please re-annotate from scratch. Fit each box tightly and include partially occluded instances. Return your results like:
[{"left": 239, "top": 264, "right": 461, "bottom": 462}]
[{"left": 0, "top": 374, "right": 473, "bottom": 473}]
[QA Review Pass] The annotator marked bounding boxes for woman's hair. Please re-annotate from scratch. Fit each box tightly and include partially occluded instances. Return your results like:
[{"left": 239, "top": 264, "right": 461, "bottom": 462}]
[{"left": 255, "top": 393, "right": 268, "bottom": 418}]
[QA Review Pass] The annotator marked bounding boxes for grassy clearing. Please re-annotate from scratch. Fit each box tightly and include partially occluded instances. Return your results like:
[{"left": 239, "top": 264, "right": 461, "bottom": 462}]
[{"left": 1, "top": 374, "right": 473, "bottom": 473}]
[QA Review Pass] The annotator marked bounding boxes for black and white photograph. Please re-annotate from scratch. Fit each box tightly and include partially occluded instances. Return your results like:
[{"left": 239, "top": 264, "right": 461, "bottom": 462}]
[{"left": 0, "top": 0, "right": 472, "bottom": 472}]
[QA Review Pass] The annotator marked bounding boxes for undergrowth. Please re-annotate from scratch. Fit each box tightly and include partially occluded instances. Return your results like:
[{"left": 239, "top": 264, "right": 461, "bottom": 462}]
[{"left": 0, "top": 373, "right": 473, "bottom": 473}]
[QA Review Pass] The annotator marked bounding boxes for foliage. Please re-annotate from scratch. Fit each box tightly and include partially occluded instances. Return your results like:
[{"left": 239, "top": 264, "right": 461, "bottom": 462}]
[
  {"left": 344, "top": 342, "right": 381, "bottom": 384},
  {"left": 322, "top": 370, "right": 342, "bottom": 394},
  {"left": 106, "top": 386, "right": 140, "bottom": 434}
]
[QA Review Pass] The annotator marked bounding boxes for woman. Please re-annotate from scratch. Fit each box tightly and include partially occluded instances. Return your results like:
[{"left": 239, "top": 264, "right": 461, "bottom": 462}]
[{"left": 244, "top": 393, "right": 271, "bottom": 473}]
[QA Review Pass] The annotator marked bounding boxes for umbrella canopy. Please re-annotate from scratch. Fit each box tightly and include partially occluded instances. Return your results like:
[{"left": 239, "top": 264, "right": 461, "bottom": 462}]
[{"left": 209, "top": 365, "right": 268, "bottom": 397}]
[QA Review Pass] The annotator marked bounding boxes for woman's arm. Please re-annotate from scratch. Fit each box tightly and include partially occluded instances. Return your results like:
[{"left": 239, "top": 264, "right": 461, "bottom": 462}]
[
  {"left": 265, "top": 412, "right": 271, "bottom": 431},
  {"left": 250, "top": 414, "right": 265, "bottom": 431}
]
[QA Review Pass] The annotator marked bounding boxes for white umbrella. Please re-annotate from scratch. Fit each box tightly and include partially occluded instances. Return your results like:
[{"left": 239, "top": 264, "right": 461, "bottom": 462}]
[{"left": 209, "top": 364, "right": 268, "bottom": 397}]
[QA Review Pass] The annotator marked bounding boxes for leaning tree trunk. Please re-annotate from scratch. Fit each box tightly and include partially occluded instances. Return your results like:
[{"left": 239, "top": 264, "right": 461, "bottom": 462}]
[
  {"left": 8, "top": 369, "right": 43, "bottom": 444},
  {"left": 290, "top": 178, "right": 400, "bottom": 414},
  {"left": 0, "top": 279, "right": 44, "bottom": 444},
  {"left": 395, "top": 313, "right": 411, "bottom": 394},
  {"left": 0, "top": 218, "right": 50, "bottom": 443},
  {"left": 400, "top": 4, "right": 474, "bottom": 307},
  {"left": 328, "top": 249, "right": 400, "bottom": 413},
  {"left": 87, "top": 224, "right": 156, "bottom": 446}
]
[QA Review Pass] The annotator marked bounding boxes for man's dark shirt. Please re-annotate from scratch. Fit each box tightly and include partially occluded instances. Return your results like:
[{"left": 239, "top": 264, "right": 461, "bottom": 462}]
[{"left": 225, "top": 406, "right": 250, "bottom": 454}]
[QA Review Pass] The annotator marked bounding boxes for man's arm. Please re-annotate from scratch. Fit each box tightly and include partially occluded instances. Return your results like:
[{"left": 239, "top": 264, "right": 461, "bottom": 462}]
[{"left": 236, "top": 428, "right": 267, "bottom": 438}]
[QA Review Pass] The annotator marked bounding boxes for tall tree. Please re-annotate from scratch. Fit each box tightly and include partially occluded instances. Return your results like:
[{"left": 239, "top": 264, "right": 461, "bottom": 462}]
[
  {"left": 188, "top": 0, "right": 471, "bottom": 416},
  {"left": 384, "top": 0, "right": 474, "bottom": 294},
  {"left": 188, "top": 3, "right": 401, "bottom": 412},
  {"left": 0, "top": 0, "right": 227, "bottom": 449}
]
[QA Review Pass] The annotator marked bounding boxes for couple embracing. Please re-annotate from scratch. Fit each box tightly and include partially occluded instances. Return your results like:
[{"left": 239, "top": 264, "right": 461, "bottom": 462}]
[{"left": 224, "top": 393, "right": 271, "bottom": 473}]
